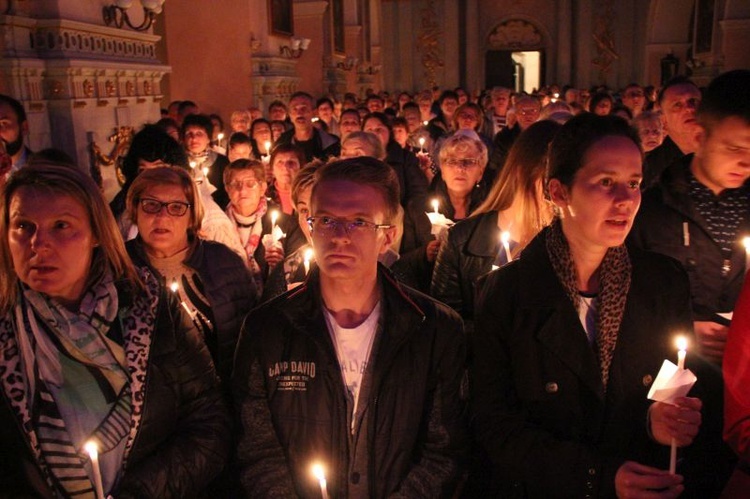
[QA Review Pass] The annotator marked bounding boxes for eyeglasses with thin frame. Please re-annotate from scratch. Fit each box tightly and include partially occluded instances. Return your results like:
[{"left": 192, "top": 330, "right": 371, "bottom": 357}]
[
  {"left": 443, "top": 157, "right": 480, "bottom": 169},
  {"left": 307, "top": 216, "right": 393, "bottom": 236},
  {"left": 227, "top": 178, "right": 262, "bottom": 191},
  {"left": 139, "top": 198, "right": 191, "bottom": 217}
]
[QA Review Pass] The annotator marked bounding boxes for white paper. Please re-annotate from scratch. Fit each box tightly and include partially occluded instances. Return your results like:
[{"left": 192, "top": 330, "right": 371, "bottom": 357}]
[
  {"left": 647, "top": 359, "right": 697, "bottom": 403},
  {"left": 426, "top": 212, "right": 454, "bottom": 238},
  {"left": 717, "top": 312, "right": 733, "bottom": 322}
]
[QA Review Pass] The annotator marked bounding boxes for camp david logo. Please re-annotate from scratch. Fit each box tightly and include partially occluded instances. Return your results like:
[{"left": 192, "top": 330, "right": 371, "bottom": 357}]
[{"left": 268, "top": 360, "right": 317, "bottom": 391}]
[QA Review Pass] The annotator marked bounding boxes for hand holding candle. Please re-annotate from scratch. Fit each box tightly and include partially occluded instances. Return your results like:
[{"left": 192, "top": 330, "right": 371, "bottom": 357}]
[
  {"left": 670, "top": 336, "right": 687, "bottom": 474},
  {"left": 84, "top": 441, "right": 105, "bottom": 499},
  {"left": 311, "top": 463, "right": 330, "bottom": 499},
  {"left": 217, "top": 132, "right": 225, "bottom": 148}
]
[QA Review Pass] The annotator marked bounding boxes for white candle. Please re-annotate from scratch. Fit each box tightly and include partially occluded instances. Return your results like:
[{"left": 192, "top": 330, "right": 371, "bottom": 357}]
[
  {"left": 170, "top": 278, "right": 179, "bottom": 293},
  {"left": 189, "top": 161, "right": 196, "bottom": 170},
  {"left": 743, "top": 237, "right": 750, "bottom": 272},
  {"left": 271, "top": 210, "right": 279, "bottom": 229},
  {"left": 418, "top": 137, "right": 426, "bottom": 153},
  {"left": 202, "top": 166, "right": 209, "bottom": 178},
  {"left": 431, "top": 199, "right": 439, "bottom": 214},
  {"left": 311, "top": 463, "right": 329, "bottom": 499},
  {"left": 264, "top": 140, "right": 272, "bottom": 155},
  {"left": 304, "top": 248, "right": 313, "bottom": 275},
  {"left": 217, "top": 132, "right": 224, "bottom": 148},
  {"left": 500, "top": 231, "right": 512, "bottom": 263},
  {"left": 84, "top": 441, "right": 105, "bottom": 499},
  {"left": 422, "top": 120, "right": 428, "bottom": 126},
  {"left": 670, "top": 336, "right": 688, "bottom": 475}
]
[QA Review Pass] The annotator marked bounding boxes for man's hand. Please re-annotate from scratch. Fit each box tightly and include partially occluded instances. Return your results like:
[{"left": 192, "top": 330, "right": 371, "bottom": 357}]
[
  {"left": 693, "top": 320, "right": 728, "bottom": 364},
  {"left": 649, "top": 397, "right": 702, "bottom": 447},
  {"left": 615, "top": 461, "right": 684, "bottom": 498}
]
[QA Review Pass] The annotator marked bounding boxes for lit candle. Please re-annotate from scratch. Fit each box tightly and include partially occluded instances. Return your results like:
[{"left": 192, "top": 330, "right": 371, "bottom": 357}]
[
  {"left": 311, "top": 463, "right": 330, "bottom": 499},
  {"left": 217, "top": 132, "right": 224, "bottom": 148},
  {"left": 743, "top": 236, "right": 750, "bottom": 272},
  {"left": 500, "top": 231, "right": 512, "bottom": 263},
  {"left": 202, "top": 166, "right": 209, "bottom": 178},
  {"left": 418, "top": 137, "right": 426, "bottom": 153},
  {"left": 170, "top": 278, "right": 179, "bottom": 293},
  {"left": 189, "top": 160, "right": 197, "bottom": 170},
  {"left": 422, "top": 120, "right": 428, "bottom": 126},
  {"left": 431, "top": 198, "right": 439, "bottom": 214},
  {"left": 670, "top": 336, "right": 688, "bottom": 475},
  {"left": 270, "top": 209, "right": 279, "bottom": 229},
  {"left": 84, "top": 441, "right": 105, "bottom": 499},
  {"left": 303, "top": 248, "right": 314, "bottom": 275},
  {"left": 264, "top": 140, "right": 272, "bottom": 155},
  {"left": 170, "top": 278, "right": 195, "bottom": 318}
]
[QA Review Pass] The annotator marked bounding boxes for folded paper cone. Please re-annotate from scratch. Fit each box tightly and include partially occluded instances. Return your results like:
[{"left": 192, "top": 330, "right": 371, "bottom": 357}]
[{"left": 647, "top": 359, "right": 697, "bottom": 403}]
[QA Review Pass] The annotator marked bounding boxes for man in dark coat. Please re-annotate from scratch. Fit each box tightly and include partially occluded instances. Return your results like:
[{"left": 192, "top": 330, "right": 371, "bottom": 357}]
[
  {"left": 275, "top": 91, "right": 340, "bottom": 162},
  {"left": 233, "top": 157, "right": 467, "bottom": 498}
]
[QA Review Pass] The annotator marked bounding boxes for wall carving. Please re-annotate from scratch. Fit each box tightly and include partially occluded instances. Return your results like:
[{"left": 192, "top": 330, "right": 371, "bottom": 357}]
[
  {"left": 592, "top": 1, "right": 619, "bottom": 82},
  {"left": 487, "top": 19, "right": 543, "bottom": 50},
  {"left": 416, "top": 0, "right": 444, "bottom": 89}
]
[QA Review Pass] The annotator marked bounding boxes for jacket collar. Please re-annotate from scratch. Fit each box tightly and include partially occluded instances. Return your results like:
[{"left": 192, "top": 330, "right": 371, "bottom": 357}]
[{"left": 517, "top": 230, "right": 605, "bottom": 400}]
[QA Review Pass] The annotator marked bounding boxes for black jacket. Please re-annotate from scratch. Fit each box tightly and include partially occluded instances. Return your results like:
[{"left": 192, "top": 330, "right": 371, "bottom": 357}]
[
  {"left": 276, "top": 127, "right": 340, "bottom": 163},
  {"left": 126, "top": 237, "right": 256, "bottom": 386},
  {"left": 643, "top": 135, "right": 685, "bottom": 189},
  {"left": 629, "top": 156, "right": 750, "bottom": 321},
  {"left": 472, "top": 229, "right": 694, "bottom": 497},
  {"left": 0, "top": 273, "right": 230, "bottom": 498},
  {"left": 386, "top": 141, "right": 429, "bottom": 208},
  {"left": 431, "top": 210, "right": 499, "bottom": 326},
  {"left": 232, "top": 266, "right": 468, "bottom": 498}
]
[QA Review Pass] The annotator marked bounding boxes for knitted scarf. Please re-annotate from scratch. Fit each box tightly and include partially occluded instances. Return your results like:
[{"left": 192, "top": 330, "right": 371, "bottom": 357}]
[{"left": 545, "top": 219, "right": 631, "bottom": 390}]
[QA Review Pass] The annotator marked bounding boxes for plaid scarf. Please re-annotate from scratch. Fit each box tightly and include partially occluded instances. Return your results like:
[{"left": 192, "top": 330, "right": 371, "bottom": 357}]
[{"left": 545, "top": 219, "right": 631, "bottom": 390}]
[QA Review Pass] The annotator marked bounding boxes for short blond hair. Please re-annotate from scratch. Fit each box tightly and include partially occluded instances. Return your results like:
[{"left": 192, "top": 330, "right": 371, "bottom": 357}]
[{"left": 438, "top": 132, "right": 488, "bottom": 169}]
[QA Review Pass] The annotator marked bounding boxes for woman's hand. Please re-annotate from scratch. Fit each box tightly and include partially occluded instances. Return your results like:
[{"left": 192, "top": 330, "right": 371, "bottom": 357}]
[
  {"left": 615, "top": 461, "right": 684, "bottom": 498},
  {"left": 425, "top": 239, "right": 441, "bottom": 263},
  {"left": 265, "top": 244, "right": 285, "bottom": 268},
  {"left": 649, "top": 397, "right": 702, "bottom": 447}
]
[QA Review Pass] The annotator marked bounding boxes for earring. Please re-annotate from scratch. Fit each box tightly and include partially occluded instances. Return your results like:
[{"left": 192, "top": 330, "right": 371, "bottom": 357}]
[{"left": 475, "top": 180, "right": 481, "bottom": 188}]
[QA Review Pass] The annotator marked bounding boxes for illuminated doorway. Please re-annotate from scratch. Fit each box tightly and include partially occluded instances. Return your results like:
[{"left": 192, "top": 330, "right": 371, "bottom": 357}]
[{"left": 511, "top": 51, "right": 542, "bottom": 93}]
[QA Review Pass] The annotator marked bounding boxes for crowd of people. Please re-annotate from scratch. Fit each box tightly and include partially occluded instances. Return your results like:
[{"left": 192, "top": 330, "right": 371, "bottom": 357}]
[{"left": 0, "top": 68, "right": 749, "bottom": 498}]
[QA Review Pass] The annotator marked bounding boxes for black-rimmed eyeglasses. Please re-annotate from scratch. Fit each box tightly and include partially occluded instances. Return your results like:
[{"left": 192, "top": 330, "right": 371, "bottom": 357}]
[{"left": 139, "top": 198, "right": 191, "bottom": 217}]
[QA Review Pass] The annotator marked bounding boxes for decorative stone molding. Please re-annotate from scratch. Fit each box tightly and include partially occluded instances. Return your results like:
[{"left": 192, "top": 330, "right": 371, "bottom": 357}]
[
  {"left": 487, "top": 19, "right": 544, "bottom": 50},
  {"left": 252, "top": 56, "right": 300, "bottom": 108},
  {"left": 592, "top": 1, "right": 619, "bottom": 82},
  {"left": 1, "top": 16, "right": 161, "bottom": 63}
]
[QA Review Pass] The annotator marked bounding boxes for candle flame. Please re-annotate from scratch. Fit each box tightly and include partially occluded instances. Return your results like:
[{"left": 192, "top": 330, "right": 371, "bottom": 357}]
[
  {"left": 500, "top": 231, "right": 511, "bottom": 244},
  {"left": 311, "top": 462, "right": 326, "bottom": 481},
  {"left": 743, "top": 236, "right": 750, "bottom": 250},
  {"left": 189, "top": 161, "right": 197, "bottom": 169},
  {"left": 304, "top": 248, "right": 314, "bottom": 262},
  {"left": 84, "top": 440, "right": 98, "bottom": 458},
  {"left": 676, "top": 335, "right": 688, "bottom": 352},
  {"left": 217, "top": 132, "right": 224, "bottom": 140},
  {"left": 431, "top": 199, "right": 439, "bottom": 212},
  {"left": 202, "top": 166, "right": 209, "bottom": 177},
  {"left": 170, "top": 278, "right": 179, "bottom": 293},
  {"left": 264, "top": 141, "right": 272, "bottom": 154},
  {"left": 418, "top": 137, "right": 426, "bottom": 146},
  {"left": 270, "top": 210, "right": 279, "bottom": 226}
]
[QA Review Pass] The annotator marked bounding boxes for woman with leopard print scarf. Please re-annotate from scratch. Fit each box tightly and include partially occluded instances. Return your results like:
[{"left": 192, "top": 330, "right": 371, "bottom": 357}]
[
  {"left": 0, "top": 163, "right": 230, "bottom": 498},
  {"left": 470, "top": 114, "right": 705, "bottom": 498}
]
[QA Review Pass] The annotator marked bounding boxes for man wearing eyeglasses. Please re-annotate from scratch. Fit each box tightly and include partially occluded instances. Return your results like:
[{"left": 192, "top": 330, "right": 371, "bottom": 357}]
[
  {"left": 233, "top": 157, "right": 468, "bottom": 498},
  {"left": 488, "top": 94, "right": 541, "bottom": 174}
]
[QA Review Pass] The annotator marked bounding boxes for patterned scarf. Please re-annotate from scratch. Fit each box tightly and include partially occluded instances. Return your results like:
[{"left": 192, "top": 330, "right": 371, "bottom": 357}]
[
  {"left": 545, "top": 219, "right": 631, "bottom": 390},
  {"left": 226, "top": 196, "right": 268, "bottom": 296},
  {"left": 0, "top": 268, "right": 159, "bottom": 497}
]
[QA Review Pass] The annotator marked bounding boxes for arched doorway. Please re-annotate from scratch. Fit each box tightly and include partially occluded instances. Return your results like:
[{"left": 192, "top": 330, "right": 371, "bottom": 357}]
[{"left": 485, "top": 19, "right": 546, "bottom": 92}]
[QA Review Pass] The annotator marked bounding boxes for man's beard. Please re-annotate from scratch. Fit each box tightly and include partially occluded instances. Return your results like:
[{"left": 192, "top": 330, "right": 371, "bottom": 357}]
[{"left": 5, "top": 133, "right": 24, "bottom": 157}]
